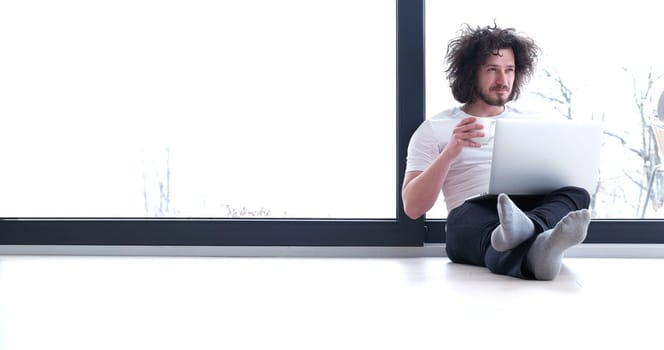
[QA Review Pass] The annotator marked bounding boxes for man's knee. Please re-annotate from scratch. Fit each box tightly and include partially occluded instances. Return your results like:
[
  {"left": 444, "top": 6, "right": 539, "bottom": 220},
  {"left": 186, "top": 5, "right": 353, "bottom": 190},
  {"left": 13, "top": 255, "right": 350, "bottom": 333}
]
[{"left": 554, "top": 186, "right": 591, "bottom": 209}]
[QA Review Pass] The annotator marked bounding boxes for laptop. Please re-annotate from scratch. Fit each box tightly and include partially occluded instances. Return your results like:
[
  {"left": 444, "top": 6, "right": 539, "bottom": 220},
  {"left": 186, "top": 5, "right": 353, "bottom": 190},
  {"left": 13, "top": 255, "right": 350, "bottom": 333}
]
[{"left": 487, "top": 118, "right": 602, "bottom": 195}]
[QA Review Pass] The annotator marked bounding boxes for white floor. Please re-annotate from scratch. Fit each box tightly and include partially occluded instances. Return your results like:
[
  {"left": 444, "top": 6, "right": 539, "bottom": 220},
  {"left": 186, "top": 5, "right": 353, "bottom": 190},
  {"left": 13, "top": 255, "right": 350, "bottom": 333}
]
[{"left": 0, "top": 255, "right": 662, "bottom": 350}]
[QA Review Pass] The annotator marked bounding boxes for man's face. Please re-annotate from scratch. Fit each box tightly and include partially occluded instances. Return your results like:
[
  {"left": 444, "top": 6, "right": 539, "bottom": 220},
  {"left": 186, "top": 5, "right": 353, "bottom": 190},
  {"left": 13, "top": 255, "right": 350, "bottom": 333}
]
[{"left": 475, "top": 48, "right": 515, "bottom": 107}]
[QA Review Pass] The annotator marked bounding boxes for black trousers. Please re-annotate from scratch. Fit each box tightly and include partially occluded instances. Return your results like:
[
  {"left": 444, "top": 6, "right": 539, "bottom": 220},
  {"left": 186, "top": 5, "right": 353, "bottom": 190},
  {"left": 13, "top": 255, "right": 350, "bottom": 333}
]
[{"left": 445, "top": 186, "right": 591, "bottom": 279}]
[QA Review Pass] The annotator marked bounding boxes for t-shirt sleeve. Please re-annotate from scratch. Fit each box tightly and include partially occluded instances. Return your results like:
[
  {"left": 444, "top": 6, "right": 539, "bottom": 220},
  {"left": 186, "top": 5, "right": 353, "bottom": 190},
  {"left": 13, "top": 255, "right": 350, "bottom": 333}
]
[{"left": 405, "top": 121, "right": 442, "bottom": 172}]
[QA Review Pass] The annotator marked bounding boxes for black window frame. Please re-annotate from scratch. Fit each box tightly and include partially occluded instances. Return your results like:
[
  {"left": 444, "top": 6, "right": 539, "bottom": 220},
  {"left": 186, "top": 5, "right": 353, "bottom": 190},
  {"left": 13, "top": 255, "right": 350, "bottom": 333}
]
[{"left": 1, "top": 0, "right": 662, "bottom": 247}]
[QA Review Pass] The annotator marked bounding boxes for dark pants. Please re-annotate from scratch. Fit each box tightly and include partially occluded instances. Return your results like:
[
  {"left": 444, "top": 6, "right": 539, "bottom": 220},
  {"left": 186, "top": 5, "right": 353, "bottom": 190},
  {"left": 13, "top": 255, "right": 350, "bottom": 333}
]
[{"left": 445, "top": 186, "right": 591, "bottom": 280}]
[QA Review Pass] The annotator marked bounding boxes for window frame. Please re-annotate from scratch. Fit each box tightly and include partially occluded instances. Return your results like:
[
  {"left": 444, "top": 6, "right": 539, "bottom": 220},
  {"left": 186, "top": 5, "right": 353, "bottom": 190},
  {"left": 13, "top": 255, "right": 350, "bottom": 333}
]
[
  {"left": 0, "top": 0, "right": 425, "bottom": 247},
  {"left": 1, "top": 0, "right": 662, "bottom": 247}
]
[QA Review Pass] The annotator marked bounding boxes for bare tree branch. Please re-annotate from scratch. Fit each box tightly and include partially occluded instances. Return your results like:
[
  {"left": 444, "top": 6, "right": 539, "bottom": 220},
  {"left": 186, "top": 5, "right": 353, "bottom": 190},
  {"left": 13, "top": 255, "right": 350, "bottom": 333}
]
[
  {"left": 603, "top": 131, "right": 628, "bottom": 146},
  {"left": 622, "top": 169, "right": 645, "bottom": 189}
]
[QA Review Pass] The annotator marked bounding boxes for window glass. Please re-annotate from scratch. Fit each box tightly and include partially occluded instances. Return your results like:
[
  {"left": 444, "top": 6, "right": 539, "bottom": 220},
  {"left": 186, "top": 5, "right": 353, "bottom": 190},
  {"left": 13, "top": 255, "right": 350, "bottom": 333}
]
[
  {"left": 425, "top": 0, "right": 664, "bottom": 218},
  {"left": 0, "top": 0, "right": 396, "bottom": 218}
]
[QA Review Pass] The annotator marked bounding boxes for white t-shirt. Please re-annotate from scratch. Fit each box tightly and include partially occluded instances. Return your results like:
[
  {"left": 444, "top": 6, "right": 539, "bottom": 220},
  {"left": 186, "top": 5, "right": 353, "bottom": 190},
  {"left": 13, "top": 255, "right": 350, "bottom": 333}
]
[{"left": 405, "top": 105, "right": 531, "bottom": 211}]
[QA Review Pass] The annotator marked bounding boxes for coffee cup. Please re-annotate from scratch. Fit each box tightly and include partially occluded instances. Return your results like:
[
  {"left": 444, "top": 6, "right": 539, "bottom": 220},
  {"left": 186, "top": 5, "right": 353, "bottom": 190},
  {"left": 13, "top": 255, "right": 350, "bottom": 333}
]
[{"left": 470, "top": 117, "right": 496, "bottom": 145}]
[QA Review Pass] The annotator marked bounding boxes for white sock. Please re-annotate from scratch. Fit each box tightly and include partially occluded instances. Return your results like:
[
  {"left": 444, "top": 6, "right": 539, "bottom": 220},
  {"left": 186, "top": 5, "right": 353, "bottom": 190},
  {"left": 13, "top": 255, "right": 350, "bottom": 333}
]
[
  {"left": 526, "top": 209, "right": 591, "bottom": 281},
  {"left": 491, "top": 193, "right": 536, "bottom": 252}
]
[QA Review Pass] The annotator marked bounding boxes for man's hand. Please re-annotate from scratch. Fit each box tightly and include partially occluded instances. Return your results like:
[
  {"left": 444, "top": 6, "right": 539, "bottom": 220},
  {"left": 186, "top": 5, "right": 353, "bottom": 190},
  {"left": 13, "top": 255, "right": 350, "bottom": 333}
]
[{"left": 444, "top": 116, "right": 484, "bottom": 158}]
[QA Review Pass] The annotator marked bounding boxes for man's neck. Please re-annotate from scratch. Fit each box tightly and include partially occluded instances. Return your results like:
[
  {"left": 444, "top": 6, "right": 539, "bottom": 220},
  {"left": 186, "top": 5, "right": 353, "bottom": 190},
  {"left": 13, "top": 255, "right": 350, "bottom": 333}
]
[{"left": 461, "top": 102, "right": 506, "bottom": 117}]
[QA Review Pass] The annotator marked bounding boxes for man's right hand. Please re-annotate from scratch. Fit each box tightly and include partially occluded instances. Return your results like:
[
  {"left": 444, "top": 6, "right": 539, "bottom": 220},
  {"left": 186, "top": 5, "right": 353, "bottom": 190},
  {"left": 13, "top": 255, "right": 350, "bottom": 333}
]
[{"left": 444, "top": 116, "right": 484, "bottom": 158}]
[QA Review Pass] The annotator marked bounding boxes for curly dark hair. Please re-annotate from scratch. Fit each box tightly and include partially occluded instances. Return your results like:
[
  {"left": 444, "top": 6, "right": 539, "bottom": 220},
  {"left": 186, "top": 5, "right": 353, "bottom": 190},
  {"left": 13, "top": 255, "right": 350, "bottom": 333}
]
[{"left": 445, "top": 23, "right": 540, "bottom": 104}]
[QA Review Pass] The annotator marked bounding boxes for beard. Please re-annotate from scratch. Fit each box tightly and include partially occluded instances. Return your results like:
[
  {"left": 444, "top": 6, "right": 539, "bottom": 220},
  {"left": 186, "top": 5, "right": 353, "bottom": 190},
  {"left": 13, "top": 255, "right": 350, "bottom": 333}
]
[{"left": 477, "top": 85, "right": 511, "bottom": 106}]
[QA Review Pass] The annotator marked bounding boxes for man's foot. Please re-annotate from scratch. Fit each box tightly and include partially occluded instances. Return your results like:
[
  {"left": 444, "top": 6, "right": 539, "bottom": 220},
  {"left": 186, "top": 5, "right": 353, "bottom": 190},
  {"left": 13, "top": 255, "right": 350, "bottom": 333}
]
[
  {"left": 526, "top": 209, "right": 591, "bottom": 281},
  {"left": 490, "top": 193, "right": 536, "bottom": 251}
]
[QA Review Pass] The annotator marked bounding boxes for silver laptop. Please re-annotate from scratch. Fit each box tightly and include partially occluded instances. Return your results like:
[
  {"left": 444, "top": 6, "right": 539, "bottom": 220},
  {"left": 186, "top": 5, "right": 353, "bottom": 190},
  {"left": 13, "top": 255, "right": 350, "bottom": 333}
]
[{"left": 487, "top": 118, "right": 602, "bottom": 195}]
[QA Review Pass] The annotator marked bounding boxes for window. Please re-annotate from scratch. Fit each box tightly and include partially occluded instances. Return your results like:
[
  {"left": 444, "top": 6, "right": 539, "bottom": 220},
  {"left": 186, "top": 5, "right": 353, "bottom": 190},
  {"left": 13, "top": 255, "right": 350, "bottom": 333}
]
[
  {"left": 0, "top": 0, "right": 660, "bottom": 247},
  {"left": 423, "top": 0, "right": 664, "bottom": 243},
  {"left": 0, "top": 0, "right": 395, "bottom": 219},
  {"left": 425, "top": 0, "right": 664, "bottom": 220},
  {"left": 0, "top": 0, "right": 425, "bottom": 246}
]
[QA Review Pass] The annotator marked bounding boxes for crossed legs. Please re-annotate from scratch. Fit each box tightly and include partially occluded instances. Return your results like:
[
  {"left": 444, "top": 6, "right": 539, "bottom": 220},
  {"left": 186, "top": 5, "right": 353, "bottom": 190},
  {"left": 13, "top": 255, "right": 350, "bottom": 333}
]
[{"left": 490, "top": 193, "right": 590, "bottom": 280}]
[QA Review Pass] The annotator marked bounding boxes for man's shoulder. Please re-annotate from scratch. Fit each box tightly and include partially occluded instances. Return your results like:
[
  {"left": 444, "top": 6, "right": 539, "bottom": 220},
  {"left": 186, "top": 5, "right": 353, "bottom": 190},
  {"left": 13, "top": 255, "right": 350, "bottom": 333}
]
[
  {"left": 428, "top": 106, "right": 464, "bottom": 121},
  {"left": 411, "top": 107, "right": 462, "bottom": 143}
]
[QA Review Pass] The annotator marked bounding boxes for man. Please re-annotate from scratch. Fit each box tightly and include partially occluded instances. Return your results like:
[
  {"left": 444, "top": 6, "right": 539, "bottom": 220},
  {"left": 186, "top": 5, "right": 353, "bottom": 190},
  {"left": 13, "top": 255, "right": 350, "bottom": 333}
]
[{"left": 402, "top": 24, "right": 591, "bottom": 280}]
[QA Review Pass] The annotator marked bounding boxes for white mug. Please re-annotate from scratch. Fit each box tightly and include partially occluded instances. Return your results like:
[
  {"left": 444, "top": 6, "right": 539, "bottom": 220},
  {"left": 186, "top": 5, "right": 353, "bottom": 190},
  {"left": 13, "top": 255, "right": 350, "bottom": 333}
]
[{"left": 470, "top": 117, "right": 496, "bottom": 145}]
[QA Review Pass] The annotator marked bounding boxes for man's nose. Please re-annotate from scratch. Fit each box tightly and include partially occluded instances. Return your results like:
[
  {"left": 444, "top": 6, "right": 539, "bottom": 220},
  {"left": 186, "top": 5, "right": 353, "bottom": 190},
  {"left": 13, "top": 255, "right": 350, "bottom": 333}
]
[{"left": 496, "top": 70, "right": 507, "bottom": 84}]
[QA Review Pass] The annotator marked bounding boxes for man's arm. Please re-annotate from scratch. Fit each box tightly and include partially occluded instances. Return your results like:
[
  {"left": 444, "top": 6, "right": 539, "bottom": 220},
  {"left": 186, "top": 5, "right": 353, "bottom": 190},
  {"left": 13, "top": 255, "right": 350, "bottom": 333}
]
[
  {"left": 401, "top": 149, "right": 456, "bottom": 219},
  {"left": 401, "top": 116, "right": 483, "bottom": 219}
]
